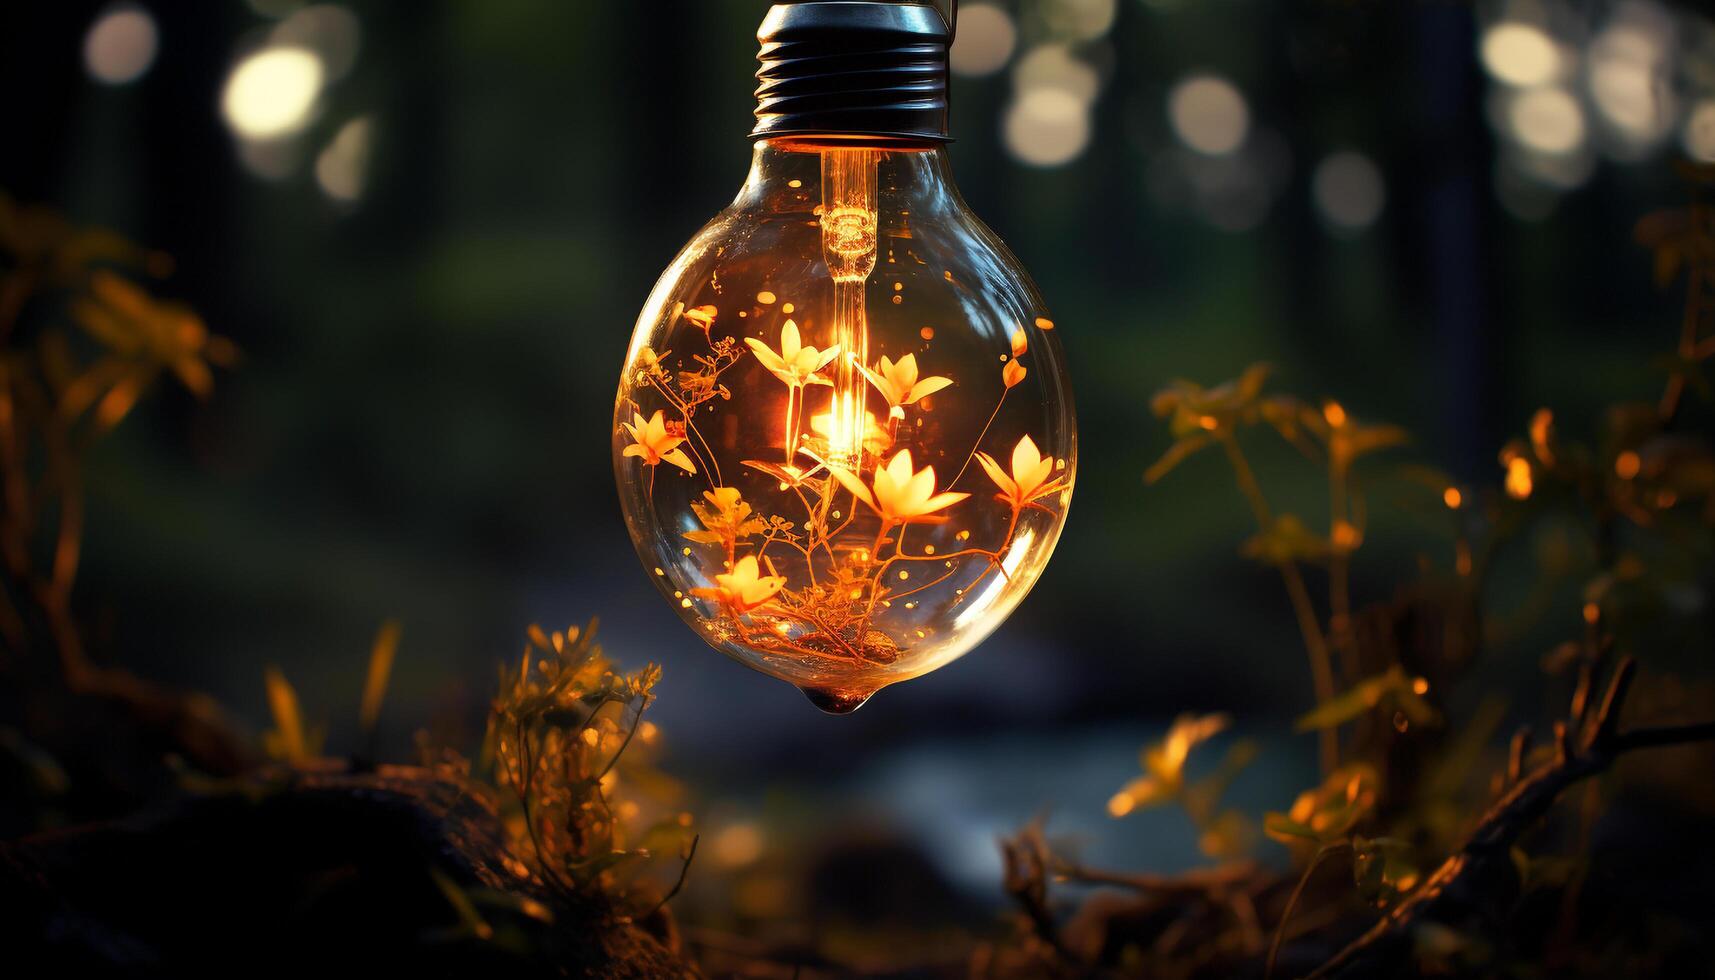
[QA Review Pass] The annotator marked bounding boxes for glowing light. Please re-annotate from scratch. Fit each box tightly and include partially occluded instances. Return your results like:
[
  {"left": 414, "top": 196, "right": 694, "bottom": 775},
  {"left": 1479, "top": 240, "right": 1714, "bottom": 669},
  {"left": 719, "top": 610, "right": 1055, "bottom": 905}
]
[
  {"left": 1332, "top": 521, "right": 1362, "bottom": 550},
  {"left": 222, "top": 47, "right": 324, "bottom": 139},
  {"left": 1479, "top": 22, "right": 1560, "bottom": 87},
  {"left": 271, "top": 4, "right": 362, "bottom": 82},
  {"left": 1508, "top": 87, "right": 1584, "bottom": 155},
  {"left": 1587, "top": 17, "right": 1675, "bottom": 147},
  {"left": 1107, "top": 792, "right": 1135, "bottom": 817},
  {"left": 1322, "top": 401, "right": 1347, "bottom": 428},
  {"left": 950, "top": 4, "right": 1016, "bottom": 78},
  {"left": 711, "top": 822, "right": 764, "bottom": 867},
  {"left": 1013, "top": 45, "right": 1099, "bottom": 104},
  {"left": 1312, "top": 151, "right": 1386, "bottom": 234},
  {"left": 84, "top": 4, "right": 158, "bottom": 86},
  {"left": 1443, "top": 487, "right": 1462, "bottom": 509},
  {"left": 314, "top": 116, "right": 371, "bottom": 202},
  {"left": 1529, "top": 408, "right": 1556, "bottom": 467},
  {"left": 1168, "top": 74, "right": 1249, "bottom": 156},
  {"left": 1504, "top": 456, "right": 1533, "bottom": 500},
  {"left": 1582, "top": 602, "right": 1600, "bottom": 624},
  {"left": 1682, "top": 100, "right": 1715, "bottom": 163},
  {"left": 1004, "top": 88, "right": 1091, "bottom": 168},
  {"left": 1615, "top": 450, "right": 1641, "bottom": 479}
]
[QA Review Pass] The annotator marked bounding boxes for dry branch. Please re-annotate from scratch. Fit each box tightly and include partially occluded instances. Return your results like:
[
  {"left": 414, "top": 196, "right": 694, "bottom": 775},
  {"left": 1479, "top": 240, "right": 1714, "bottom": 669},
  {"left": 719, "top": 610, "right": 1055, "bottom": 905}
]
[{"left": 1306, "top": 657, "right": 1715, "bottom": 979}]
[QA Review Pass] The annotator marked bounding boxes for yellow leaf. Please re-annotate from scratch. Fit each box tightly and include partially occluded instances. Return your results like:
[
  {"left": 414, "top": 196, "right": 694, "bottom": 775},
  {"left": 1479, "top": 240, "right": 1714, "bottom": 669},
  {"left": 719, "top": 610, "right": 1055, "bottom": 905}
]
[
  {"left": 264, "top": 665, "right": 307, "bottom": 763},
  {"left": 1144, "top": 433, "right": 1212, "bottom": 485},
  {"left": 93, "top": 371, "right": 151, "bottom": 431},
  {"left": 361, "top": 620, "right": 401, "bottom": 735}
]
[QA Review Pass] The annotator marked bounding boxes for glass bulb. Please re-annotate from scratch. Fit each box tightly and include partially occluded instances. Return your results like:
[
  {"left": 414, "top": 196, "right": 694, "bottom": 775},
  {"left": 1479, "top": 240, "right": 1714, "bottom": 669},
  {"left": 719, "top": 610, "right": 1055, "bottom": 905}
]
[{"left": 613, "top": 139, "right": 1075, "bottom": 713}]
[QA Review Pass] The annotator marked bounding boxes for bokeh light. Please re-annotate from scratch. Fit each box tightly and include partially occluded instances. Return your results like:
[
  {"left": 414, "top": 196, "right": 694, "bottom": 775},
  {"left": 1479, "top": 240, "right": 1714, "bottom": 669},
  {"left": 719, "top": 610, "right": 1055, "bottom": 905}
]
[
  {"left": 1041, "top": 0, "right": 1117, "bottom": 42},
  {"left": 1479, "top": 22, "right": 1561, "bottom": 88},
  {"left": 1168, "top": 74, "right": 1249, "bottom": 156},
  {"left": 236, "top": 138, "right": 302, "bottom": 181},
  {"left": 1013, "top": 44, "right": 1100, "bottom": 103},
  {"left": 1004, "top": 88, "right": 1091, "bottom": 167},
  {"left": 271, "top": 5, "right": 362, "bottom": 83},
  {"left": 1684, "top": 100, "right": 1715, "bottom": 163},
  {"left": 1312, "top": 151, "right": 1386, "bottom": 234},
  {"left": 315, "top": 116, "right": 372, "bottom": 202},
  {"left": 1587, "top": 16, "right": 1675, "bottom": 151},
  {"left": 83, "top": 4, "right": 158, "bottom": 86},
  {"left": 221, "top": 47, "right": 324, "bottom": 140},
  {"left": 950, "top": 4, "right": 1016, "bottom": 78},
  {"left": 1508, "top": 87, "right": 1585, "bottom": 155}
]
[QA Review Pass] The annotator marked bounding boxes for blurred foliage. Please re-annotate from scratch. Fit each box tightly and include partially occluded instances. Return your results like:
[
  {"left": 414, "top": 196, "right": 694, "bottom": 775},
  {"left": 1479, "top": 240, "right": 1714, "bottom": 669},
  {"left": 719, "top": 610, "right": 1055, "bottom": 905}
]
[
  {"left": 984, "top": 167, "right": 1715, "bottom": 979},
  {"left": 0, "top": 191, "right": 233, "bottom": 678},
  {"left": 1106, "top": 712, "right": 1258, "bottom": 860}
]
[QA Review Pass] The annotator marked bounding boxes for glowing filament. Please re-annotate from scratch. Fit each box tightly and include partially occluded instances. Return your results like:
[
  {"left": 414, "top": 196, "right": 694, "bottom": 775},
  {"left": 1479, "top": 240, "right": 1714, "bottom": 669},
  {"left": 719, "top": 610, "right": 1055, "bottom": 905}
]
[{"left": 821, "top": 148, "right": 878, "bottom": 466}]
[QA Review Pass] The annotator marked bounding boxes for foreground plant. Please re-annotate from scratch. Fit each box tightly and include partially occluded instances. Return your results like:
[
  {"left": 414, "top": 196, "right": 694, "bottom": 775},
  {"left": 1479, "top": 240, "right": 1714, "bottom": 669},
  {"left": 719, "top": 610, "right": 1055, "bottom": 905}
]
[
  {"left": 991, "top": 167, "right": 1715, "bottom": 980},
  {"left": 487, "top": 621, "right": 697, "bottom": 918}
]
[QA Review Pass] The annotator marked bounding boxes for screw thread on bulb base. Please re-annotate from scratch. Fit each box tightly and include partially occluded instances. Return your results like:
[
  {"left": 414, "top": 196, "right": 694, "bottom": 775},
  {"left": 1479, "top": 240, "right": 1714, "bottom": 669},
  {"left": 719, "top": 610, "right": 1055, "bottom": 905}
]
[{"left": 752, "top": 2, "right": 951, "bottom": 144}]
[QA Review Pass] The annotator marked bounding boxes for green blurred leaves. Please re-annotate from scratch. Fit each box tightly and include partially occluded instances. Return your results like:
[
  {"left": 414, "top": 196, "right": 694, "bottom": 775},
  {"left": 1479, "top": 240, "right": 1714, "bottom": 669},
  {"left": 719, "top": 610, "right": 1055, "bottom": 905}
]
[{"left": 1295, "top": 666, "right": 1438, "bottom": 733}]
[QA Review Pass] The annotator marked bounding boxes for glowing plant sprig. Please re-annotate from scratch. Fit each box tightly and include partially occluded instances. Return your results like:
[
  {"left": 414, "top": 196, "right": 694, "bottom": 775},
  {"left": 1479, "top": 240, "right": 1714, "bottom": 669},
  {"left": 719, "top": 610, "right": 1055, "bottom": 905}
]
[{"left": 488, "top": 621, "right": 695, "bottom": 912}]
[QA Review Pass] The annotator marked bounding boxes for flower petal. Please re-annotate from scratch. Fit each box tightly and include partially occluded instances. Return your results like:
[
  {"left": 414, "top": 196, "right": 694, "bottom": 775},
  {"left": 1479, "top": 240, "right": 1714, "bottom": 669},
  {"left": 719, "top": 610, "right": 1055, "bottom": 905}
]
[
  {"left": 1011, "top": 436, "right": 1042, "bottom": 483},
  {"left": 744, "top": 337, "right": 788, "bottom": 376},
  {"left": 813, "top": 344, "right": 843, "bottom": 373},
  {"left": 884, "top": 449, "right": 915, "bottom": 485},
  {"left": 974, "top": 451, "right": 1018, "bottom": 500},
  {"left": 905, "top": 375, "right": 953, "bottom": 404},
  {"left": 917, "top": 491, "right": 970, "bottom": 516},
  {"left": 661, "top": 448, "right": 697, "bottom": 474},
  {"left": 1026, "top": 476, "right": 1067, "bottom": 503},
  {"left": 1023, "top": 456, "right": 1055, "bottom": 496},
  {"left": 860, "top": 361, "right": 900, "bottom": 404},
  {"left": 904, "top": 464, "right": 937, "bottom": 512},
  {"left": 828, "top": 464, "right": 877, "bottom": 511},
  {"left": 893, "top": 353, "right": 920, "bottom": 390}
]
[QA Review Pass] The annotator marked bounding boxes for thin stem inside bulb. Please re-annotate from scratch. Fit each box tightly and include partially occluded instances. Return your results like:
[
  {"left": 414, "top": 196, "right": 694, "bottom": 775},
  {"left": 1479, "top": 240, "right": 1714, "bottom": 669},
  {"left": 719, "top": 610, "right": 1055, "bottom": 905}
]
[{"left": 820, "top": 147, "right": 878, "bottom": 469}]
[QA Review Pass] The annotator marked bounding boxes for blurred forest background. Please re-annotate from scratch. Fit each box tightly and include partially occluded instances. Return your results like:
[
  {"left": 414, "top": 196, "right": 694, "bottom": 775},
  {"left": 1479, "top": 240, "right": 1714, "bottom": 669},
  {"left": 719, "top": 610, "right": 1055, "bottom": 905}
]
[{"left": 5, "top": 0, "right": 1715, "bottom": 968}]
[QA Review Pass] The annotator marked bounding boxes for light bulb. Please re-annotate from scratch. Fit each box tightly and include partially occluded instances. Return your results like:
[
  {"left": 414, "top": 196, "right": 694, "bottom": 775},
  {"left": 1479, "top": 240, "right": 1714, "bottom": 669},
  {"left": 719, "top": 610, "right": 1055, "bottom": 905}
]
[{"left": 613, "top": 2, "right": 1076, "bottom": 712}]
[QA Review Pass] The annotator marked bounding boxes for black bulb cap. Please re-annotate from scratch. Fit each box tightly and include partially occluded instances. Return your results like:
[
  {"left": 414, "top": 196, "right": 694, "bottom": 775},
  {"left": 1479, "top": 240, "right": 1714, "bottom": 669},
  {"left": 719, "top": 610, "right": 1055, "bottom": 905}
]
[{"left": 751, "top": 2, "right": 952, "bottom": 144}]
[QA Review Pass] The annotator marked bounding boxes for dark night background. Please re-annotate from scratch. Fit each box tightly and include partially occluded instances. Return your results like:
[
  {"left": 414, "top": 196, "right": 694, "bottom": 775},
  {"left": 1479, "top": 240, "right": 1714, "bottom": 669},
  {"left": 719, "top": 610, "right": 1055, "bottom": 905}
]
[{"left": 4, "top": 0, "right": 1712, "bottom": 929}]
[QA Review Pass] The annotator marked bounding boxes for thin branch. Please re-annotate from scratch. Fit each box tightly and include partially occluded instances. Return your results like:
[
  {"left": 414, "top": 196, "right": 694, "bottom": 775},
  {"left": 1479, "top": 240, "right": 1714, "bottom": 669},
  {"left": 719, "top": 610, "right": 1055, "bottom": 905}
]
[
  {"left": 1054, "top": 859, "right": 1261, "bottom": 898},
  {"left": 1268, "top": 841, "right": 1348, "bottom": 980},
  {"left": 1218, "top": 432, "right": 1339, "bottom": 776},
  {"left": 644, "top": 833, "right": 699, "bottom": 921},
  {"left": 1306, "top": 656, "right": 1715, "bottom": 979}
]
